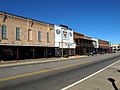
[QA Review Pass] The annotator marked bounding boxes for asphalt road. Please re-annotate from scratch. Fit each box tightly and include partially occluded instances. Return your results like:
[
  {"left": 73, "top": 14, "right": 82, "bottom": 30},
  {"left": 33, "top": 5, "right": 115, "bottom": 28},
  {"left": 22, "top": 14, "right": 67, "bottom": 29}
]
[{"left": 0, "top": 53, "right": 120, "bottom": 90}]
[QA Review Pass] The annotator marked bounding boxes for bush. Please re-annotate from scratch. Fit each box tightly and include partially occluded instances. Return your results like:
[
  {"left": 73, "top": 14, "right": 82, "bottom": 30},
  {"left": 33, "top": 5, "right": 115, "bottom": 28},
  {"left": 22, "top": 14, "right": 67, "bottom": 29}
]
[{"left": 63, "top": 54, "right": 69, "bottom": 58}]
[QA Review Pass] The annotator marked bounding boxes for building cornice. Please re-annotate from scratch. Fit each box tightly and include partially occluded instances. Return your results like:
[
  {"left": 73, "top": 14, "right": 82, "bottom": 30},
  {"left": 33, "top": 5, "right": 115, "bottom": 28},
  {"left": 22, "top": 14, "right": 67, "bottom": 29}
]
[{"left": 0, "top": 11, "right": 54, "bottom": 26}]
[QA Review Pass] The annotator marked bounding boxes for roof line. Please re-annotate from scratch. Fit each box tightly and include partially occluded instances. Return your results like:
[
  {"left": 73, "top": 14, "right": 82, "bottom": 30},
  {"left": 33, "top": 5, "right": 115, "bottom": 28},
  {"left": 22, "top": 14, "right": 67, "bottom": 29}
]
[{"left": 0, "top": 11, "right": 54, "bottom": 25}]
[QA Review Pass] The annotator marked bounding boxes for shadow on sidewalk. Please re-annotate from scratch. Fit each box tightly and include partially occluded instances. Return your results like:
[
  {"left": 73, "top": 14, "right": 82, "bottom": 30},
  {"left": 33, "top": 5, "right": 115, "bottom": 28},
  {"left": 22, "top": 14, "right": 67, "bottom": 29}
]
[
  {"left": 117, "top": 70, "right": 120, "bottom": 72},
  {"left": 108, "top": 78, "right": 119, "bottom": 90}
]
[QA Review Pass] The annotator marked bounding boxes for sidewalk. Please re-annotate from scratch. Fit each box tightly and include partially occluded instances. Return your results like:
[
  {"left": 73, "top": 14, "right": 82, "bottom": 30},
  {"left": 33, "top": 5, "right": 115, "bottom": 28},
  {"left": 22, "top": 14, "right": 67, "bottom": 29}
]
[
  {"left": 0, "top": 55, "right": 88, "bottom": 68},
  {"left": 65, "top": 59, "right": 120, "bottom": 90}
]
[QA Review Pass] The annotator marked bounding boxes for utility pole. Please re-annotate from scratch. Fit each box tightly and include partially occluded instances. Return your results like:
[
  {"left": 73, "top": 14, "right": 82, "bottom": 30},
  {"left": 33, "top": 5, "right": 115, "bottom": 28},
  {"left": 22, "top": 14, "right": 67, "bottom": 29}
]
[{"left": 61, "top": 29, "right": 64, "bottom": 57}]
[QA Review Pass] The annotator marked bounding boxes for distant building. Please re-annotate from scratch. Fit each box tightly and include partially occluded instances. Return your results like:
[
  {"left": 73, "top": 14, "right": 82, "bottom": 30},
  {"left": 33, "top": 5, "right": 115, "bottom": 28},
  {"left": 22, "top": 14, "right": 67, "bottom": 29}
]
[
  {"left": 111, "top": 44, "right": 120, "bottom": 52},
  {"left": 92, "top": 38, "right": 99, "bottom": 54},
  {"left": 0, "top": 11, "right": 55, "bottom": 60},
  {"left": 98, "top": 39, "right": 111, "bottom": 53}
]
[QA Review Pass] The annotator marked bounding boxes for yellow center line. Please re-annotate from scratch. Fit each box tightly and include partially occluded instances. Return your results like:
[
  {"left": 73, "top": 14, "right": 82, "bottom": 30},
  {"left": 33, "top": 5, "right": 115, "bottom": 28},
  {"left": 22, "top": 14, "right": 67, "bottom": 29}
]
[{"left": 0, "top": 61, "right": 91, "bottom": 82}]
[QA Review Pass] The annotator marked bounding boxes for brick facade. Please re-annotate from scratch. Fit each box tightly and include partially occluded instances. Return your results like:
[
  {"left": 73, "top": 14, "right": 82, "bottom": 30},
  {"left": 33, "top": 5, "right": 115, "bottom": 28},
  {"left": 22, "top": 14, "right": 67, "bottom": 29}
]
[
  {"left": 74, "top": 32, "right": 95, "bottom": 55},
  {"left": 0, "top": 11, "right": 55, "bottom": 60},
  {"left": 0, "top": 12, "right": 54, "bottom": 47}
]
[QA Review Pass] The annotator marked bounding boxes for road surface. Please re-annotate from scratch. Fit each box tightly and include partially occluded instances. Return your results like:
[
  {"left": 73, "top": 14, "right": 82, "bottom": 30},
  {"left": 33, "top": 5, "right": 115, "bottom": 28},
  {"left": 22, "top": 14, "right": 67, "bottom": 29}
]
[{"left": 0, "top": 53, "right": 120, "bottom": 90}]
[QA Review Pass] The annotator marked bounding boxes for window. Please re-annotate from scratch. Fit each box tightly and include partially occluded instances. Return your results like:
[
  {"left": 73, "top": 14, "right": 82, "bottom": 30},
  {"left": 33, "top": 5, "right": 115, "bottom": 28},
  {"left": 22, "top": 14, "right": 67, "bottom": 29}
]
[
  {"left": 28, "top": 29, "right": 32, "bottom": 41},
  {"left": 47, "top": 32, "right": 49, "bottom": 43},
  {"left": 38, "top": 31, "right": 42, "bottom": 42},
  {"left": 16, "top": 27, "right": 20, "bottom": 40},
  {"left": 2, "top": 25, "right": 7, "bottom": 39}
]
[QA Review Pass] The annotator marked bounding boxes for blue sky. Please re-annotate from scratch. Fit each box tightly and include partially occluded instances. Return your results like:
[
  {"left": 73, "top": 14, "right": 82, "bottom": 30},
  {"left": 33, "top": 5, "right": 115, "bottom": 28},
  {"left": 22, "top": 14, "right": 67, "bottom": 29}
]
[{"left": 0, "top": 0, "right": 120, "bottom": 44}]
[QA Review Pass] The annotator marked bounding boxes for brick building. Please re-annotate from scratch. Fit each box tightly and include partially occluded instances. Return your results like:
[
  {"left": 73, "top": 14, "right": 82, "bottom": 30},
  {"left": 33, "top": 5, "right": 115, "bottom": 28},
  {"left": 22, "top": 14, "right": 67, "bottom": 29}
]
[
  {"left": 98, "top": 39, "right": 111, "bottom": 53},
  {"left": 74, "top": 32, "right": 95, "bottom": 55},
  {"left": 0, "top": 11, "right": 55, "bottom": 60}
]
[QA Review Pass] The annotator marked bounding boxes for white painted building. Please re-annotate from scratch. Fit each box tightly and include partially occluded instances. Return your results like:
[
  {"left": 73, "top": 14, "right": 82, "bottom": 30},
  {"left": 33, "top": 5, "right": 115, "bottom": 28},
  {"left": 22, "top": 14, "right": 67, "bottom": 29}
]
[
  {"left": 92, "top": 38, "right": 99, "bottom": 48},
  {"left": 111, "top": 44, "right": 120, "bottom": 51},
  {"left": 91, "top": 38, "right": 99, "bottom": 54},
  {"left": 54, "top": 25, "right": 76, "bottom": 56}
]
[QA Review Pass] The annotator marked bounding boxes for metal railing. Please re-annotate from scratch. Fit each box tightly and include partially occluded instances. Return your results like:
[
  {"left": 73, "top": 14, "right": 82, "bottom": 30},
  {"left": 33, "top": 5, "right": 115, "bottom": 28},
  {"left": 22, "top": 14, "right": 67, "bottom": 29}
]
[{"left": 76, "top": 43, "right": 94, "bottom": 47}]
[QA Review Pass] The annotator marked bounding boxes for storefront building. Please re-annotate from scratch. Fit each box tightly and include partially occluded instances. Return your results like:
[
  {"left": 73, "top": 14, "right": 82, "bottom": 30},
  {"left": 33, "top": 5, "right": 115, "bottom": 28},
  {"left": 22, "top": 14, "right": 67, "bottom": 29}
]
[
  {"left": 111, "top": 44, "right": 120, "bottom": 52},
  {"left": 0, "top": 11, "right": 113, "bottom": 60},
  {"left": 54, "top": 25, "right": 76, "bottom": 56},
  {"left": 0, "top": 11, "right": 55, "bottom": 60},
  {"left": 74, "top": 32, "right": 95, "bottom": 55},
  {"left": 92, "top": 38, "right": 99, "bottom": 54},
  {"left": 98, "top": 39, "right": 111, "bottom": 54}
]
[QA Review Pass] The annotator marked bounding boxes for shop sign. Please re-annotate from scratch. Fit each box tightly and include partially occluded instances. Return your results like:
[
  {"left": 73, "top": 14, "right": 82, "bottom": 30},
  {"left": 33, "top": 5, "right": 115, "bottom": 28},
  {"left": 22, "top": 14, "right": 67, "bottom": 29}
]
[{"left": 59, "top": 42, "right": 76, "bottom": 49}]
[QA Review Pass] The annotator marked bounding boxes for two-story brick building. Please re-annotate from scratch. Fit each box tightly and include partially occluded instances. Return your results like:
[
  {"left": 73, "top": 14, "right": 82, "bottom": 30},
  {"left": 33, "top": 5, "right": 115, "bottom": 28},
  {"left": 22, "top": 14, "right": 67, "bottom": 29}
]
[
  {"left": 0, "top": 11, "right": 55, "bottom": 60},
  {"left": 98, "top": 39, "right": 111, "bottom": 54},
  {"left": 74, "top": 32, "right": 95, "bottom": 55}
]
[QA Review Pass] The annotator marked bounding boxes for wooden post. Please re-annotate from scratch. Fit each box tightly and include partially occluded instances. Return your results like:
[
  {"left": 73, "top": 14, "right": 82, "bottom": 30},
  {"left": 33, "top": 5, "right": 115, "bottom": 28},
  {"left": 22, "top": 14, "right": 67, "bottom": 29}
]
[
  {"left": 46, "top": 47, "right": 48, "bottom": 58},
  {"left": 33, "top": 47, "right": 35, "bottom": 59},
  {"left": 17, "top": 47, "right": 19, "bottom": 61}
]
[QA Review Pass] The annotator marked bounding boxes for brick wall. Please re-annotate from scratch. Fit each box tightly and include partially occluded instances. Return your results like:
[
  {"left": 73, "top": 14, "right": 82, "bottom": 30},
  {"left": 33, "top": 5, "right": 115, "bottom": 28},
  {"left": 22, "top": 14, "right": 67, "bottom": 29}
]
[{"left": 0, "top": 12, "right": 54, "bottom": 47}]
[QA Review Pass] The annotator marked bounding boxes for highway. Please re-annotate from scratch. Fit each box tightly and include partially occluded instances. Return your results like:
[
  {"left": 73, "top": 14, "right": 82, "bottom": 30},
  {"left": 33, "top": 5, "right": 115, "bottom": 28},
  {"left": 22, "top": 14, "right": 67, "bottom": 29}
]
[{"left": 0, "top": 52, "right": 120, "bottom": 90}]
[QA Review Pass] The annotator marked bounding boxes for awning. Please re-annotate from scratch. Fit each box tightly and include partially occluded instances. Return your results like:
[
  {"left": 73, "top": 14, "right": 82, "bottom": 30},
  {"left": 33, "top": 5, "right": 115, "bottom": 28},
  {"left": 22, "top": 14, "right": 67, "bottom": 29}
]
[{"left": 99, "top": 45, "right": 110, "bottom": 49}]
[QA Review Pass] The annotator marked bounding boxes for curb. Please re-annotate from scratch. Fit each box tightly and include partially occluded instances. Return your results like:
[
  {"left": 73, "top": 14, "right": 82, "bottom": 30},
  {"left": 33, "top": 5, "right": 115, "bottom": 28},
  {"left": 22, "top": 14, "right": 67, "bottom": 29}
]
[{"left": 0, "top": 56, "right": 88, "bottom": 68}]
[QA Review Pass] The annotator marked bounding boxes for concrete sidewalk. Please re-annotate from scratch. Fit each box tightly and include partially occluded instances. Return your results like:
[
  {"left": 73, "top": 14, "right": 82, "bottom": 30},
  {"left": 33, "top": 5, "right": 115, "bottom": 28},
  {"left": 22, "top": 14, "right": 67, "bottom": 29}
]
[
  {"left": 65, "top": 59, "right": 120, "bottom": 90},
  {"left": 0, "top": 55, "right": 88, "bottom": 68}
]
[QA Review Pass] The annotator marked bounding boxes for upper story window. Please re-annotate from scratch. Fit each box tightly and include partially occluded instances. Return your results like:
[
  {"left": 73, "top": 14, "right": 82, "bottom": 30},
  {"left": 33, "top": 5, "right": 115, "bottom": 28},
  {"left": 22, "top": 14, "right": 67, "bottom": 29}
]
[
  {"left": 38, "top": 31, "right": 42, "bottom": 42},
  {"left": 2, "top": 25, "right": 7, "bottom": 39},
  {"left": 47, "top": 32, "right": 49, "bottom": 43},
  {"left": 16, "top": 27, "right": 21, "bottom": 40},
  {"left": 118, "top": 46, "right": 120, "bottom": 49},
  {"left": 28, "top": 29, "right": 32, "bottom": 41}
]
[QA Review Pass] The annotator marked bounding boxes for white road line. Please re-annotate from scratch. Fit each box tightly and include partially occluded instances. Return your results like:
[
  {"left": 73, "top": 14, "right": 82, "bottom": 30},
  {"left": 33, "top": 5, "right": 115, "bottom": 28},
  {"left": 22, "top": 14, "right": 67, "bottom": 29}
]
[{"left": 61, "top": 59, "right": 120, "bottom": 90}]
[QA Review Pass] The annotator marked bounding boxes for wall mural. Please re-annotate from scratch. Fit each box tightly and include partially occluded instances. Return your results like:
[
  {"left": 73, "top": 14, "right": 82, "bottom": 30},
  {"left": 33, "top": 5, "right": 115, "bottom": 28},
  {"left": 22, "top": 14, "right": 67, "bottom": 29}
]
[
  {"left": 62, "top": 30, "right": 69, "bottom": 40},
  {"left": 56, "top": 29, "right": 60, "bottom": 34}
]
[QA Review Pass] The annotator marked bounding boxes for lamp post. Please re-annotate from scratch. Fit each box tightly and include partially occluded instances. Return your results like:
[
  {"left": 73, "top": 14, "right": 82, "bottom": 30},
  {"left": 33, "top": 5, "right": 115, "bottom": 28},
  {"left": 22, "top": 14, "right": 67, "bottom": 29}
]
[
  {"left": 61, "top": 27, "right": 67, "bottom": 57},
  {"left": 61, "top": 28, "right": 64, "bottom": 57}
]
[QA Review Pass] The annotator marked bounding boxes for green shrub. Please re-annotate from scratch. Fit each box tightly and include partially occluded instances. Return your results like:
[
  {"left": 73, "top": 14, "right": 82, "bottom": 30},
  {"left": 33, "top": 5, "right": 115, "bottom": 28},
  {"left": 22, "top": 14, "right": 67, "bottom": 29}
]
[{"left": 63, "top": 54, "right": 69, "bottom": 58}]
